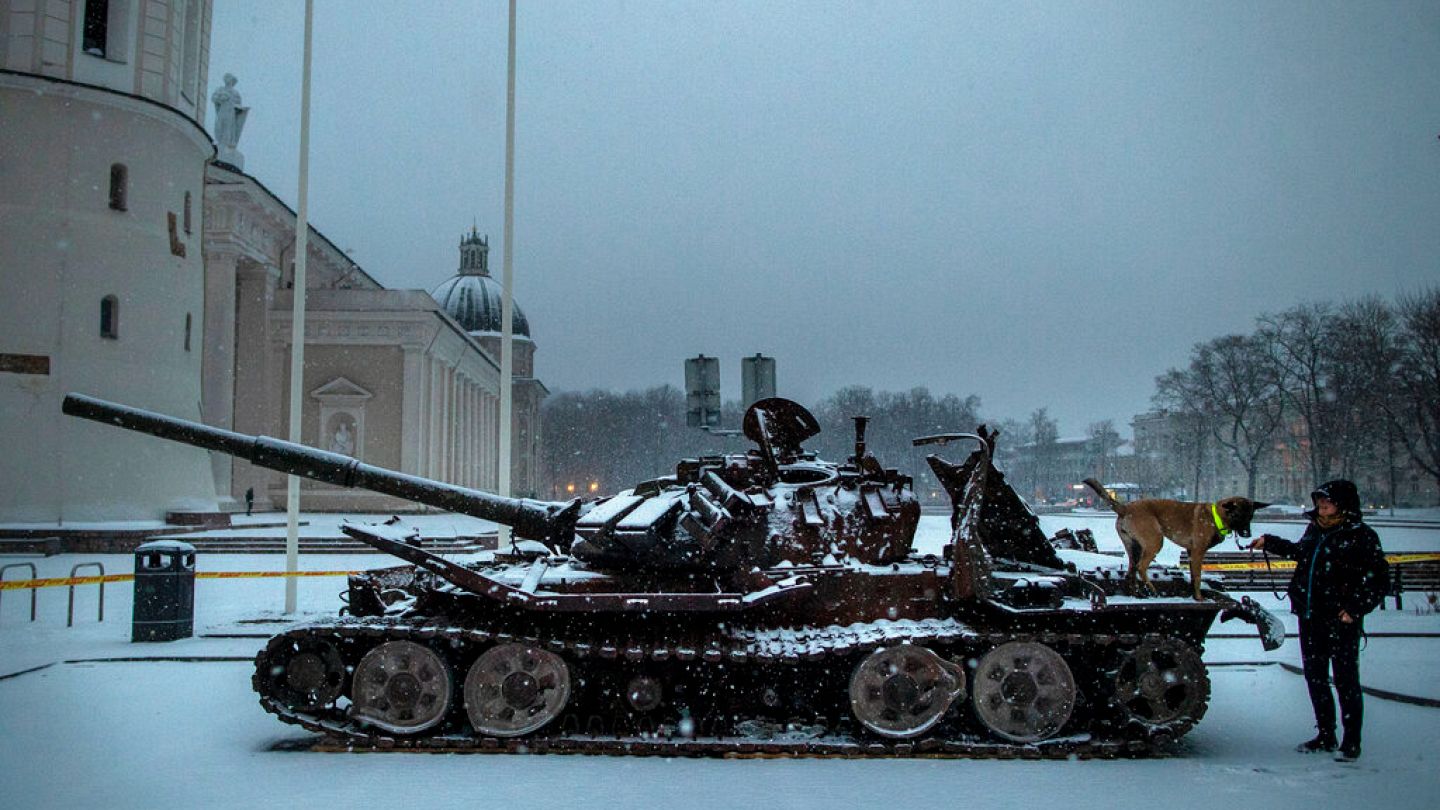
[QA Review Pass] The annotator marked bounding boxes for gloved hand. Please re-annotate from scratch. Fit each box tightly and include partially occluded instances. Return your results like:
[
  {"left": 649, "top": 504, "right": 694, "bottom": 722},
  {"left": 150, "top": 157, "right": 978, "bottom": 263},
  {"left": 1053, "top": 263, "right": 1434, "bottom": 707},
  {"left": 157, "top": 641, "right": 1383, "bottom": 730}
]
[{"left": 1247, "top": 534, "right": 1277, "bottom": 551}]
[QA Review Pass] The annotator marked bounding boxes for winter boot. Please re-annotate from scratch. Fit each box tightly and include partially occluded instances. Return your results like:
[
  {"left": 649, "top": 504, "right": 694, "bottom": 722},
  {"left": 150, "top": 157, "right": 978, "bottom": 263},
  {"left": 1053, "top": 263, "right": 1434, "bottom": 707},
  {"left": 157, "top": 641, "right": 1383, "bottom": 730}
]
[
  {"left": 1295, "top": 733, "right": 1337, "bottom": 753},
  {"left": 1335, "top": 739, "right": 1361, "bottom": 762}
]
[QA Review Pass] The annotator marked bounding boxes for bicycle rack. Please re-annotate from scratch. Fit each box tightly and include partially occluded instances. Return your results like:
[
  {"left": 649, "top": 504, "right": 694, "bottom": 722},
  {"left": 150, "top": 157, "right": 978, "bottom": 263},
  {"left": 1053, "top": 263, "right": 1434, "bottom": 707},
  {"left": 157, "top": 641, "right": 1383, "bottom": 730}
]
[
  {"left": 0, "top": 562, "right": 38, "bottom": 623},
  {"left": 67, "top": 562, "right": 105, "bottom": 627}
]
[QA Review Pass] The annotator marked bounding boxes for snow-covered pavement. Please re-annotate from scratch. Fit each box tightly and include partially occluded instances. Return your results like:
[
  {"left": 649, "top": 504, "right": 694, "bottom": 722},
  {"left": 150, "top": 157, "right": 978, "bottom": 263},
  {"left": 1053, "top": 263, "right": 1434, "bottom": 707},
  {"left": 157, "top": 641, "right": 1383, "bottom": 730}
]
[
  {"left": 2, "top": 658, "right": 1436, "bottom": 809},
  {"left": 1, "top": 514, "right": 1437, "bottom": 808}
]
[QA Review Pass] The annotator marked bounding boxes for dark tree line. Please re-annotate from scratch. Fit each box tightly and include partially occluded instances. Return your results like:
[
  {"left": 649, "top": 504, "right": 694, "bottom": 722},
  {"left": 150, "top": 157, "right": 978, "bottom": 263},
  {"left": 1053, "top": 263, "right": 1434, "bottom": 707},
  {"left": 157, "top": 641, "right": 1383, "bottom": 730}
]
[
  {"left": 1152, "top": 288, "right": 1440, "bottom": 502},
  {"left": 540, "top": 289, "right": 1440, "bottom": 508},
  {"left": 542, "top": 384, "right": 980, "bottom": 503}
]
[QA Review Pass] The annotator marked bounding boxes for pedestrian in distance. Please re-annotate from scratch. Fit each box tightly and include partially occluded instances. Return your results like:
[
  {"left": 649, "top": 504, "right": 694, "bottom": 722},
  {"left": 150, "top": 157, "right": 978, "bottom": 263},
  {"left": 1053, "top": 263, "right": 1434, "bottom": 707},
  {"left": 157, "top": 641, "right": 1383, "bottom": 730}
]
[
  {"left": 245, "top": 486, "right": 254, "bottom": 517},
  {"left": 1247, "top": 480, "right": 1389, "bottom": 762}
]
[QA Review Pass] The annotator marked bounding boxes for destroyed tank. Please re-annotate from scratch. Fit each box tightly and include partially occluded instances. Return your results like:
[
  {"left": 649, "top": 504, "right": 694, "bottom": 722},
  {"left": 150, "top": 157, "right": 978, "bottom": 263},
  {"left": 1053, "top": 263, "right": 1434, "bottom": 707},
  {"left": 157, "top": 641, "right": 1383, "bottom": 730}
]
[{"left": 64, "top": 392, "right": 1282, "bottom": 757}]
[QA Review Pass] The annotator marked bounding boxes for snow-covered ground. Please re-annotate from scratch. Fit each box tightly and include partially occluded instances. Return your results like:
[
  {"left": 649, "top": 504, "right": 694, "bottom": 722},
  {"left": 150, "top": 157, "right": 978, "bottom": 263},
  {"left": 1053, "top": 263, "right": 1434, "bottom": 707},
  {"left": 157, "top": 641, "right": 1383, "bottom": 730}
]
[{"left": 1, "top": 515, "right": 1437, "bottom": 809}]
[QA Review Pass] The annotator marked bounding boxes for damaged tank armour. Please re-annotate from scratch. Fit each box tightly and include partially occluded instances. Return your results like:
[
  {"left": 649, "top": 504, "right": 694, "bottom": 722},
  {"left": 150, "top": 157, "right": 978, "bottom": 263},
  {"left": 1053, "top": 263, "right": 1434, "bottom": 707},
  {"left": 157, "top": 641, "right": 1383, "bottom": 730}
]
[{"left": 63, "top": 393, "right": 1282, "bottom": 757}]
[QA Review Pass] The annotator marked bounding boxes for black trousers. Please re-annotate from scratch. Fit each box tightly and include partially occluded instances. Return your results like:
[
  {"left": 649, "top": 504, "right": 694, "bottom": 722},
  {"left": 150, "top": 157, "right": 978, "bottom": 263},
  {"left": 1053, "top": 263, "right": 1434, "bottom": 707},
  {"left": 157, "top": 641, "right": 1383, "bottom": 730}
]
[{"left": 1298, "top": 616, "right": 1363, "bottom": 744}]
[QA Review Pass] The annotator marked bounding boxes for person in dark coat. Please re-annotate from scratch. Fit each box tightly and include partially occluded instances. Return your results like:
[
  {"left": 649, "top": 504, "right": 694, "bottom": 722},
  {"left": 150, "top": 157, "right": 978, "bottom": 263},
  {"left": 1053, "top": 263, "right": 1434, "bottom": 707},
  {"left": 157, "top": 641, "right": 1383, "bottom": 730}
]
[{"left": 1248, "top": 479, "right": 1389, "bottom": 762}]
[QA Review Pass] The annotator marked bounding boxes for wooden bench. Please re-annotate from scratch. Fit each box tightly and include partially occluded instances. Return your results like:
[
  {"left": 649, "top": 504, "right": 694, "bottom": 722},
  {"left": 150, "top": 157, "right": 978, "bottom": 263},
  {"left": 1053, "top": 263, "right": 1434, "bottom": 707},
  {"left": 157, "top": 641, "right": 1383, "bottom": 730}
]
[
  {"left": 1179, "top": 551, "right": 1440, "bottom": 610},
  {"left": 1384, "top": 562, "right": 1440, "bottom": 610}
]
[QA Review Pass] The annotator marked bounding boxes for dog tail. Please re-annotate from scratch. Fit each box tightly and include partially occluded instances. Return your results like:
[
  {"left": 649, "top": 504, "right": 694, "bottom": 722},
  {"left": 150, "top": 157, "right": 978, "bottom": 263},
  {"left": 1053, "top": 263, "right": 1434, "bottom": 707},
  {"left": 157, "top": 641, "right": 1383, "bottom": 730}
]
[{"left": 1083, "top": 478, "right": 1126, "bottom": 515}]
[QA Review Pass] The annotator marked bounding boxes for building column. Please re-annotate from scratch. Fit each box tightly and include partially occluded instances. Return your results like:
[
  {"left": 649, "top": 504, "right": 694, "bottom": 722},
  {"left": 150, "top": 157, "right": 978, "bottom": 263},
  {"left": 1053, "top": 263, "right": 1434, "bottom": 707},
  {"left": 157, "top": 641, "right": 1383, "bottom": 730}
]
[
  {"left": 443, "top": 364, "right": 456, "bottom": 483},
  {"left": 458, "top": 378, "right": 470, "bottom": 487},
  {"left": 465, "top": 381, "right": 476, "bottom": 488},
  {"left": 202, "top": 250, "right": 239, "bottom": 504},
  {"left": 487, "top": 392, "right": 498, "bottom": 490},
  {"left": 232, "top": 258, "right": 279, "bottom": 509},
  {"left": 400, "top": 345, "right": 424, "bottom": 474},
  {"left": 426, "top": 358, "right": 441, "bottom": 478},
  {"left": 469, "top": 383, "right": 479, "bottom": 488},
  {"left": 481, "top": 392, "right": 492, "bottom": 490}
]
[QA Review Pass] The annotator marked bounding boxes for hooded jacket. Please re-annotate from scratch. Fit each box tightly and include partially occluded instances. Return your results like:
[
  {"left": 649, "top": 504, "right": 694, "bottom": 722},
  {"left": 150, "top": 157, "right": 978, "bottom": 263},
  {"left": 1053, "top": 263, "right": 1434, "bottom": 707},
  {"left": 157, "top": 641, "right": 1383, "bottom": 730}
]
[{"left": 1263, "top": 480, "right": 1389, "bottom": 622}]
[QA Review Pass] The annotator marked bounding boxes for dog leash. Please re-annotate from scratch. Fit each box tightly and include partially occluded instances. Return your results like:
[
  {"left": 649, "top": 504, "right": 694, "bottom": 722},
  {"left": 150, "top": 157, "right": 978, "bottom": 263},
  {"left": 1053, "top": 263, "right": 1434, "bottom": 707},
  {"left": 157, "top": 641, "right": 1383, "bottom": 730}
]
[{"left": 1240, "top": 535, "right": 1289, "bottom": 602}]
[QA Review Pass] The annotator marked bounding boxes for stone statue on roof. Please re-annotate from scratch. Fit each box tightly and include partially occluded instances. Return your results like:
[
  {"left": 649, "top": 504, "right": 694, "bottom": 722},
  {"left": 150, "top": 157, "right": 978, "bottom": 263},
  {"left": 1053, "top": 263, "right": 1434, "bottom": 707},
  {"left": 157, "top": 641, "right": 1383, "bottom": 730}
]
[{"left": 211, "top": 73, "right": 249, "bottom": 170}]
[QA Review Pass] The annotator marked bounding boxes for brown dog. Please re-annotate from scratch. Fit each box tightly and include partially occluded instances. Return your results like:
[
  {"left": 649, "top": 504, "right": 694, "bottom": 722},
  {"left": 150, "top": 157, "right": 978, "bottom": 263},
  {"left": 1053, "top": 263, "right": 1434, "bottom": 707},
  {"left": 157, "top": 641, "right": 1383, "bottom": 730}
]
[{"left": 1082, "top": 479, "right": 1268, "bottom": 600}]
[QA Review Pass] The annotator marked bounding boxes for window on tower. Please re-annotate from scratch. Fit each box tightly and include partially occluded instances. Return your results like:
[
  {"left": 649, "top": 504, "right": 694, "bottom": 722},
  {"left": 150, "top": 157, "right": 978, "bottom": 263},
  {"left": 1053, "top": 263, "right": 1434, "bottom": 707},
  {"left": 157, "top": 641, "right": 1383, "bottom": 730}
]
[
  {"left": 109, "top": 164, "right": 127, "bottom": 211},
  {"left": 100, "top": 296, "right": 119, "bottom": 340},
  {"left": 83, "top": 1, "right": 111, "bottom": 58}
]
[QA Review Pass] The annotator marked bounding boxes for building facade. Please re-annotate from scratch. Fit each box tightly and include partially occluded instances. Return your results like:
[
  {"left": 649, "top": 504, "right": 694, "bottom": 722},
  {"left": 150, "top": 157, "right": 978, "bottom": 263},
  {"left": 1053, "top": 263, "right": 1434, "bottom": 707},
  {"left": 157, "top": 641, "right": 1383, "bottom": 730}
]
[
  {"left": 0, "top": 0, "right": 219, "bottom": 521},
  {"left": 204, "top": 167, "right": 546, "bottom": 513},
  {"left": 1, "top": 1, "right": 545, "bottom": 522},
  {"left": 1131, "top": 409, "right": 1436, "bottom": 508},
  {"left": 430, "top": 231, "right": 547, "bottom": 498}
]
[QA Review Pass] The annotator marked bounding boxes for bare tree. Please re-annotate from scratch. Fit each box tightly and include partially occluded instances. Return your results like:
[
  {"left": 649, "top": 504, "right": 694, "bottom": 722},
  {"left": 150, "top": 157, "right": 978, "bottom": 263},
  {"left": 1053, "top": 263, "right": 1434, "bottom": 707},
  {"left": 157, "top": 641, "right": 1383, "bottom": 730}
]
[
  {"left": 1395, "top": 287, "right": 1440, "bottom": 499},
  {"left": 1331, "top": 297, "right": 1403, "bottom": 509},
  {"left": 1026, "top": 408, "right": 1059, "bottom": 501},
  {"left": 1160, "top": 335, "right": 1285, "bottom": 499},
  {"left": 1154, "top": 370, "right": 1215, "bottom": 499},
  {"left": 1258, "top": 302, "right": 1341, "bottom": 482},
  {"left": 1087, "top": 419, "right": 1120, "bottom": 483},
  {"left": 813, "top": 385, "right": 981, "bottom": 499}
]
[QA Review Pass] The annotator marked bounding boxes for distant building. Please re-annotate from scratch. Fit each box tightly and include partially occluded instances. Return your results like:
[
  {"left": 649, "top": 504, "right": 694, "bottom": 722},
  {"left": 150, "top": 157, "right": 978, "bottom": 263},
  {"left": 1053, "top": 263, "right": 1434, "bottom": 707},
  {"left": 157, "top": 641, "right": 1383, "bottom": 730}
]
[
  {"left": 430, "top": 231, "right": 547, "bottom": 497},
  {"left": 1130, "top": 409, "right": 1435, "bottom": 507},
  {"left": 997, "top": 435, "right": 1135, "bottom": 505},
  {"left": 204, "top": 167, "right": 545, "bottom": 512}
]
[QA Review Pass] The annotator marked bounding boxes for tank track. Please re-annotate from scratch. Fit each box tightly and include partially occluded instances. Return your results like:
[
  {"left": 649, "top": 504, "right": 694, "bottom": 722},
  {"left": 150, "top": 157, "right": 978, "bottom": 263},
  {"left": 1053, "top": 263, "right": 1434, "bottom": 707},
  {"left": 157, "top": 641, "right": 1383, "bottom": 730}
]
[{"left": 254, "top": 616, "right": 1207, "bottom": 759}]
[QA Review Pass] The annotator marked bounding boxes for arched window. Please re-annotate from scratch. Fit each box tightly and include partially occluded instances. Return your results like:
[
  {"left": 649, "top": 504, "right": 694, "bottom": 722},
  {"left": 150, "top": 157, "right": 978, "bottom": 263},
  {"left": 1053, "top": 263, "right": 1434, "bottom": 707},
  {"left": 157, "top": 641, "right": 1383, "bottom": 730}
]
[
  {"left": 109, "top": 164, "right": 127, "bottom": 211},
  {"left": 100, "top": 296, "right": 119, "bottom": 339},
  {"left": 183, "top": 313, "right": 192, "bottom": 351}
]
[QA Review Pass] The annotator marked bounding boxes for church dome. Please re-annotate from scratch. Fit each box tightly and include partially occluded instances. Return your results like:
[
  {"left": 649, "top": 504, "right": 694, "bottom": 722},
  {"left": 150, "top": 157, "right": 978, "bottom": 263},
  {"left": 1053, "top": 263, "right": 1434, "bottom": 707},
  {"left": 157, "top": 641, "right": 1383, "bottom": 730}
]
[{"left": 431, "top": 230, "right": 530, "bottom": 338}]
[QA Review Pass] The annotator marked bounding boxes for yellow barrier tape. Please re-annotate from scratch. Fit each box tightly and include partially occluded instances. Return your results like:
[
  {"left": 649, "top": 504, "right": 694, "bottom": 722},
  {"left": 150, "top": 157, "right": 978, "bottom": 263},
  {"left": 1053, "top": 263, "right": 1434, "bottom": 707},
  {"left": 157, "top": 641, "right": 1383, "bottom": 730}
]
[
  {"left": 0, "top": 570, "right": 359, "bottom": 591},
  {"left": 3, "top": 553, "right": 1437, "bottom": 590},
  {"left": 0, "top": 574, "right": 134, "bottom": 590},
  {"left": 1201, "top": 552, "right": 1440, "bottom": 572}
]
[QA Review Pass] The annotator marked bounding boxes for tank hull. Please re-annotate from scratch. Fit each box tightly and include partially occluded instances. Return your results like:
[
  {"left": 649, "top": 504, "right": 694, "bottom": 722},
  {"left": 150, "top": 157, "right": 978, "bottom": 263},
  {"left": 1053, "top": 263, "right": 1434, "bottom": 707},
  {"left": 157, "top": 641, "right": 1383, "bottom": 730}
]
[{"left": 252, "top": 546, "right": 1245, "bottom": 756}]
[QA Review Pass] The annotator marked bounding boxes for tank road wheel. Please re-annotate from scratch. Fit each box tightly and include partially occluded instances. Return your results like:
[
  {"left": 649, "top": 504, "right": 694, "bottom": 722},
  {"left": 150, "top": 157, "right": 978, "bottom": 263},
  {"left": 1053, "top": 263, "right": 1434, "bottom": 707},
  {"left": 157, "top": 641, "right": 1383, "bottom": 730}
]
[
  {"left": 1111, "top": 638, "right": 1209, "bottom": 734},
  {"left": 350, "top": 640, "right": 454, "bottom": 735},
  {"left": 626, "top": 675, "right": 664, "bottom": 713},
  {"left": 465, "top": 643, "right": 572, "bottom": 737},
  {"left": 849, "top": 645, "right": 966, "bottom": 738},
  {"left": 971, "top": 641, "right": 1077, "bottom": 743},
  {"left": 259, "top": 636, "right": 345, "bottom": 710}
]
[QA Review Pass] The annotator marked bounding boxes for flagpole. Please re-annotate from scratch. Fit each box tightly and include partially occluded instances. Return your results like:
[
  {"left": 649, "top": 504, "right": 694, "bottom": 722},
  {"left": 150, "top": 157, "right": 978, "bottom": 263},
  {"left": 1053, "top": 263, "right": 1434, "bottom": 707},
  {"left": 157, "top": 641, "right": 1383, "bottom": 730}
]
[
  {"left": 497, "top": 0, "right": 517, "bottom": 547},
  {"left": 284, "top": 0, "right": 315, "bottom": 613}
]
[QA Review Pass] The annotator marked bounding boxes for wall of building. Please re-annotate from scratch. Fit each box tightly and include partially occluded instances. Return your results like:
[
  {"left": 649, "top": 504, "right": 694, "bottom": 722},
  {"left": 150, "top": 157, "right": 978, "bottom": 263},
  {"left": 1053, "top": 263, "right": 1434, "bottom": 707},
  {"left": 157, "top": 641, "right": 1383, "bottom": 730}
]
[{"left": 0, "top": 71, "right": 216, "bottom": 521}]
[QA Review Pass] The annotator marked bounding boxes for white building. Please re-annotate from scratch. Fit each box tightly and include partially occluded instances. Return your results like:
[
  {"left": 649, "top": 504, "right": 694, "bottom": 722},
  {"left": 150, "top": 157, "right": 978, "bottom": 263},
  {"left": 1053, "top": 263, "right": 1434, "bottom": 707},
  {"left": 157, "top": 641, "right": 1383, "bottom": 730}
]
[
  {"left": 0, "top": 0, "right": 219, "bottom": 521},
  {"left": 1, "top": 1, "right": 545, "bottom": 522},
  {"left": 204, "top": 168, "right": 545, "bottom": 512}
]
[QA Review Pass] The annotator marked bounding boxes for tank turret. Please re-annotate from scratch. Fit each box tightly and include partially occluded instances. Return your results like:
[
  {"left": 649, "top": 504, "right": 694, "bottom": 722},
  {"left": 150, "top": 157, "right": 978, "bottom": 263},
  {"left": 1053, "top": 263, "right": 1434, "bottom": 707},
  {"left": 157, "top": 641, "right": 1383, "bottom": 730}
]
[{"left": 63, "top": 393, "right": 919, "bottom": 573}]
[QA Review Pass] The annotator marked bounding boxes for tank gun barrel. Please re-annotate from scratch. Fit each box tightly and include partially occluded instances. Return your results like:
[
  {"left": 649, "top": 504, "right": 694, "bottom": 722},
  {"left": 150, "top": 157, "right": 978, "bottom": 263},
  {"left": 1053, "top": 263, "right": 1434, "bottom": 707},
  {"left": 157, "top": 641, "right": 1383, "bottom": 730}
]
[{"left": 62, "top": 393, "right": 579, "bottom": 546}]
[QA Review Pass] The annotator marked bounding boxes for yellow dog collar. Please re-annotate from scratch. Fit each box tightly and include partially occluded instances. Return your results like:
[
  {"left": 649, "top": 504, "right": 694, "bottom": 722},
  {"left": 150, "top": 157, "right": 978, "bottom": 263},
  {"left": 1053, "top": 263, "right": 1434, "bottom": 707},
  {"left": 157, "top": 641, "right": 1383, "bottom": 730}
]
[{"left": 1211, "top": 502, "right": 1230, "bottom": 536}]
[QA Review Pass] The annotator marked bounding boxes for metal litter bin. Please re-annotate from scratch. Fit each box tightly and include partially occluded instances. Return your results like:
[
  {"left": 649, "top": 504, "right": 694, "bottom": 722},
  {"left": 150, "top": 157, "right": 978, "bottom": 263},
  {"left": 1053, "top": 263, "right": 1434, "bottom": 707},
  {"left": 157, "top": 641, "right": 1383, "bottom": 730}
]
[{"left": 132, "top": 540, "right": 196, "bottom": 642}]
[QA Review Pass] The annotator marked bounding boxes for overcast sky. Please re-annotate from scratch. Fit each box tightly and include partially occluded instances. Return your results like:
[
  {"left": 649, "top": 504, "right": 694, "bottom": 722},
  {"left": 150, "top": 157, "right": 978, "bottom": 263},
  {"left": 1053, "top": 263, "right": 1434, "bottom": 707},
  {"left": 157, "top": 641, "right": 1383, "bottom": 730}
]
[{"left": 209, "top": 1, "right": 1439, "bottom": 437}]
